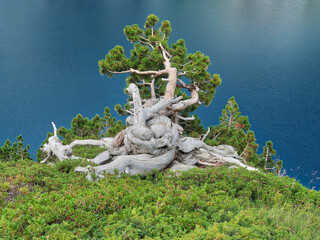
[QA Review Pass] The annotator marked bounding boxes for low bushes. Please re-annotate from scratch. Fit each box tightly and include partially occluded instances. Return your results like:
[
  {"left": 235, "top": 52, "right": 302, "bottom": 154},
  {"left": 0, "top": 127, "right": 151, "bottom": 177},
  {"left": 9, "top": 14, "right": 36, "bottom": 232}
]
[{"left": 0, "top": 160, "right": 319, "bottom": 239}]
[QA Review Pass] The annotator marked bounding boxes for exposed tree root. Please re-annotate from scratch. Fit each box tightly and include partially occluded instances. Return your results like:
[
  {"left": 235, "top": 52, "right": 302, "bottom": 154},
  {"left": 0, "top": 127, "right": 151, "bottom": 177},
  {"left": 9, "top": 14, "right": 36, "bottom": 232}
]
[{"left": 41, "top": 83, "right": 257, "bottom": 181}]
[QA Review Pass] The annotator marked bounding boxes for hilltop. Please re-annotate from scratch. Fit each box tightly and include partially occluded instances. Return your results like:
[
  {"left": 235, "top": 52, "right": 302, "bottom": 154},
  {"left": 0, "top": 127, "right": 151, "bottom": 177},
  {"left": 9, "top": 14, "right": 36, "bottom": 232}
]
[{"left": 0, "top": 159, "right": 319, "bottom": 239}]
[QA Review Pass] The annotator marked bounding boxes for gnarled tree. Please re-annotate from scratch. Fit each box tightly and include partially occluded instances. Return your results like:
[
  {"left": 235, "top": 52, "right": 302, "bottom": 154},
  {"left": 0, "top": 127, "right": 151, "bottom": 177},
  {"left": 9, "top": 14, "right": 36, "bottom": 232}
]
[
  {"left": 99, "top": 14, "right": 221, "bottom": 127},
  {"left": 41, "top": 15, "right": 257, "bottom": 180}
]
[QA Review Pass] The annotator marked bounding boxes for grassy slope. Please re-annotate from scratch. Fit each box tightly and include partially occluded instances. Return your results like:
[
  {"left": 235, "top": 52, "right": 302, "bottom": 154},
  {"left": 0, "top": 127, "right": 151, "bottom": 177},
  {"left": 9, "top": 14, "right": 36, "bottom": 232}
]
[{"left": 0, "top": 159, "right": 319, "bottom": 240}]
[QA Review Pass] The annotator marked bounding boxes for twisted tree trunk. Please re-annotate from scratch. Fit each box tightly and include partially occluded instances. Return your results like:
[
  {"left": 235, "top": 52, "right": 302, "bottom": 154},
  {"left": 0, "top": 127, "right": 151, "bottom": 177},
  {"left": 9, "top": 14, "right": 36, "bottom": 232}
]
[{"left": 41, "top": 83, "right": 257, "bottom": 181}]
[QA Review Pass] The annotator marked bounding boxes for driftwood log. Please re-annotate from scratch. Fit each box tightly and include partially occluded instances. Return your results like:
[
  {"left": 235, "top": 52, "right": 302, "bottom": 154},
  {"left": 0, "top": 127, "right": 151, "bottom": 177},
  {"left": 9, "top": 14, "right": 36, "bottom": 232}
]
[{"left": 41, "top": 83, "right": 257, "bottom": 181}]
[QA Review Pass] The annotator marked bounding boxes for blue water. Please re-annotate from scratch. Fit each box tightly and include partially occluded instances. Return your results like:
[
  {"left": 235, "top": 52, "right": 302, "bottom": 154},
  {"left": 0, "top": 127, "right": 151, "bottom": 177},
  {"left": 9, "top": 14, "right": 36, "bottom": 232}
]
[{"left": 1, "top": 0, "right": 320, "bottom": 189}]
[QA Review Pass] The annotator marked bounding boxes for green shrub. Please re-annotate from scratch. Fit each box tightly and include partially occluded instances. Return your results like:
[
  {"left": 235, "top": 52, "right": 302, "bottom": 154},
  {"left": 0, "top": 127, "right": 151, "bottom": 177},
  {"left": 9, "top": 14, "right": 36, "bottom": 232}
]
[{"left": 0, "top": 160, "right": 319, "bottom": 239}]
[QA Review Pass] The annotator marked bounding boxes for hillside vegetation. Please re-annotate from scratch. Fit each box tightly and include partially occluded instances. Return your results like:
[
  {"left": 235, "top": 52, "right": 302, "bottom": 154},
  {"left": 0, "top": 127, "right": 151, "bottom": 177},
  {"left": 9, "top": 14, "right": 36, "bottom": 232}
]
[{"left": 0, "top": 159, "right": 319, "bottom": 239}]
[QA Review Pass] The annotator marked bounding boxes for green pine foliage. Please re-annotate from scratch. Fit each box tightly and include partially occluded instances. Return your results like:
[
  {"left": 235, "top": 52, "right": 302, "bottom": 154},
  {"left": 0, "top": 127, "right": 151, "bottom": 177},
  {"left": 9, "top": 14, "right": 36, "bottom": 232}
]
[
  {"left": 183, "top": 114, "right": 206, "bottom": 138},
  {"left": 72, "top": 145, "right": 107, "bottom": 160},
  {"left": 58, "top": 113, "right": 104, "bottom": 145},
  {"left": 0, "top": 160, "right": 319, "bottom": 239},
  {"left": 57, "top": 107, "right": 125, "bottom": 145},
  {"left": 36, "top": 107, "right": 125, "bottom": 162},
  {"left": 260, "top": 140, "right": 283, "bottom": 175},
  {"left": 206, "top": 97, "right": 258, "bottom": 162},
  {"left": 55, "top": 107, "right": 125, "bottom": 146},
  {"left": 205, "top": 97, "right": 282, "bottom": 173},
  {"left": 103, "top": 107, "right": 126, "bottom": 137},
  {"left": 98, "top": 14, "right": 221, "bottom": 118},
  {"left": 0, "top": 135, "right": 32, "bottom": 162}
]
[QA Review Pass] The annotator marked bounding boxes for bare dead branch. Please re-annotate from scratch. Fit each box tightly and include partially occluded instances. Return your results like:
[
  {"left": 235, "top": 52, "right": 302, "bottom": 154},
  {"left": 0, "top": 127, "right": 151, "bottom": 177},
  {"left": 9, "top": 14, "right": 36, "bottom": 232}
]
[
  {"left": 52, "top": 122, "right": 57, "bottom": 137},
  {"left": 150, "top": 79, "right": 156, "bottom": 99},
  {"left": 212, "top": 132, "right": 221, "bottom": 140},
  {"left": 178, "top": 71, "right": 186, "bottom": 76},
  {"left": 106, "top": 69, "right": 131, "bottom": 74},
  {"left": 201, "top": 127, "right": 210, "bottom": 142},
  {"left": 139, "top": 79, "right": 156, "bottom": 99},
  {"left": 177, "top": 115, "right": 195, "bottom": 121},
  {"left": 176, "top": 78, "right": 193, "bottom": 90}
]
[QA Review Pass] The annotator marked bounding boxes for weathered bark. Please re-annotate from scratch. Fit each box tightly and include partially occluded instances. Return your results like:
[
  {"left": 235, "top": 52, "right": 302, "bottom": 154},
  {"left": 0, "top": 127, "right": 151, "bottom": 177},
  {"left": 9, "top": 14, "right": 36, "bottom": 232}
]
[
  {"left": 170, "top": 161, "right": 196, "bottom": 172},
  {"left": 127, "top": 83, "right": 146, "bottom": 126},
  {"left": 94, "top": 148, "right": 175, "bottom": 175},
  {"left": 41, "top": 83, "right": 257, "bottom": 180},
  {"left": 40, "top": 122, "right": 77, "bottom": 163},
  {"left": 105, "top": 41, "right": 191, "bottom": 118},
  {"left": 69, "top": 139, "right": 106, "bottom": 149},
  {"left": 112, "top": 131, "right": 125, "bottom": 148},
  {"left": 40, "top": 31, "right": 258, "bottom": 179},
  {"left": 171, "top": 85, "right": 199, "bottom": 111},
  {"left": 201, "top": 127, "right": 211, "bottom": 141}
]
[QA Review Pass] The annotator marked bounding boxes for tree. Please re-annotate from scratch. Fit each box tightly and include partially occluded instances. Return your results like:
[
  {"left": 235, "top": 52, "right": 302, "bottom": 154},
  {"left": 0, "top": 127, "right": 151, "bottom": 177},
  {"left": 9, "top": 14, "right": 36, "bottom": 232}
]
[
  {"left": 98, "top": 14, "right": 221, "bottom": 127},
  {"left": 39, "top": 15, "right": 257, "bottom": 179},
  {"left": 260, "top": 140, "right": 283, "bottom": 174},
  {"left": 0, "top": 135, "right": 32, "bottom": 162},
  {"left": 205, "top": 98, "right": 282, "bottom": 173},
  {"left": 56, "top": 109, "right": 126, "bottom": 146},
  {"left": 219, "top": 97, "right": 250, "bottom": 130},
  {"left": 36, "top": 132, "right": 54, "bottom": 163},
  {"left": 103, "top": 107, "right": 126, "bottom": 137},
  {"left": 206, "top": 97, "right": 259, "bottom": 165},
  {"left": 58, "top": 114, "right": 104, "bottom": 145},
  {"left": 37, "top": 107, "right": 126, "bottom": 162}
]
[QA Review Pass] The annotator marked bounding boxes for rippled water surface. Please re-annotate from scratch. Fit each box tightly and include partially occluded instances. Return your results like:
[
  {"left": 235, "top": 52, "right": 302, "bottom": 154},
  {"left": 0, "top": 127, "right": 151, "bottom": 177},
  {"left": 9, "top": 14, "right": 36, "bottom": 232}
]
[{"left": 0, "top": 0, "right": 319, "bottom": 189}]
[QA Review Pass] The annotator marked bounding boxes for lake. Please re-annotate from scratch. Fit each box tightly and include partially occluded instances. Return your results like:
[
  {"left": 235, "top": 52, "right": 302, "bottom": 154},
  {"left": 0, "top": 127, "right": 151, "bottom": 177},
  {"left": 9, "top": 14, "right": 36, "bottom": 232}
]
[{"left": 0, "top": 0, "right": 319, "bottom": 189}]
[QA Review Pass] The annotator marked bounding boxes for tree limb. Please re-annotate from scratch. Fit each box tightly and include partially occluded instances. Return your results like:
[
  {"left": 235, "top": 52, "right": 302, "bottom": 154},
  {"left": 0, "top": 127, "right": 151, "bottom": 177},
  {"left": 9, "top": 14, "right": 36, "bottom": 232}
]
[
  {"left": 69, "top": 140, "right": 106, "bottom": 149},
  {"left": 145, "top": 96, "right": 182, "bottom": 120},
  {"left": 240, "top": 142, "right": 249, "bottom": 159},
  {"left": 178, "top": 71, "right": 186, "bottom": 76},
  {"left": 157, "top": 42, "right": 172, "bottom": 59},
  {"left": 138, "top": 39, "right": 154, "bottom": 49},
  {"left": 179, "top": 61, "right": 192, "bottom": 67},
  {"left": 201, "top": 127, "right": 210, "bottom": 142},
  {"left": 52, "top": 122, "right": 57, "bottom": 137},
  {"left": 171, "top": 85, "right": 199, "bottom": 111},
  {"left": 176, "top": 78, "right": 190, "bottom": 89},
  {"left": 140, "top": 79, "right": 156, "bottom": 99},
  {"left": 213, "top": 132, "right": 221, "bottom": 140},
  {"left": 157, "top": 42, "right": 171, "bottom": 68},
  {"left": 177, "top": 115, "right": 195, "bottom": 121},
  {"left": 106, "top": 68, "right": 167, "bottom": 77}
]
